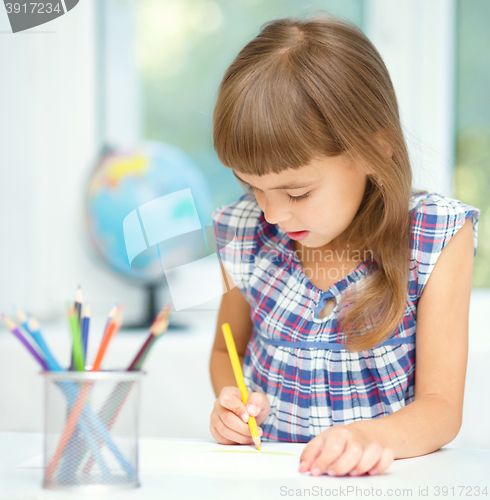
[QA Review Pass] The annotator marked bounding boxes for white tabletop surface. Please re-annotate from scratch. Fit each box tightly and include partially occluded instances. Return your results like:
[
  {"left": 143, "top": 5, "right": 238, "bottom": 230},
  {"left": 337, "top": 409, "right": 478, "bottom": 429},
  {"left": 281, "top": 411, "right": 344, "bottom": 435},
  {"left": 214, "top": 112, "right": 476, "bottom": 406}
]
[{"left": 1, "top": 432, "right": 489, "bottom": 500}]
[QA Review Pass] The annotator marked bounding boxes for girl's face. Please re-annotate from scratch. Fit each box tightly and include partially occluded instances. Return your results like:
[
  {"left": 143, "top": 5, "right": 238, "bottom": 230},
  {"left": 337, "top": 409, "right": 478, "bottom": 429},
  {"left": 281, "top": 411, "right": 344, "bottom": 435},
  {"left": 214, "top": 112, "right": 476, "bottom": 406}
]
[{"left": 233, "top": 154, "right": 369, "bottom": 250}]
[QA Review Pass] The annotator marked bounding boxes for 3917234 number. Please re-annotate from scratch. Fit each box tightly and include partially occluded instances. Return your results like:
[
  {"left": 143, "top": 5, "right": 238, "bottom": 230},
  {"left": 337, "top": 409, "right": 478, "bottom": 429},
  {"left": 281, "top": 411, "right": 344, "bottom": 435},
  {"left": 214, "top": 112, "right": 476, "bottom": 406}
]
[{"left": 5, "top": 3, "right": 62, "bottom": 14}]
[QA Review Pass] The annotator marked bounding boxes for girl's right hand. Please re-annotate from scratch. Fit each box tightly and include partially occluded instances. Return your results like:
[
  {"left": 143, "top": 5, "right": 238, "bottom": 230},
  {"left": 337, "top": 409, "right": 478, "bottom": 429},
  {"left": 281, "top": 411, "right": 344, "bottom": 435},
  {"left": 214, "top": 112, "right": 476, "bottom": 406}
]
[{"left": 210, "top": 386, "right": 270, "bottom": 445}]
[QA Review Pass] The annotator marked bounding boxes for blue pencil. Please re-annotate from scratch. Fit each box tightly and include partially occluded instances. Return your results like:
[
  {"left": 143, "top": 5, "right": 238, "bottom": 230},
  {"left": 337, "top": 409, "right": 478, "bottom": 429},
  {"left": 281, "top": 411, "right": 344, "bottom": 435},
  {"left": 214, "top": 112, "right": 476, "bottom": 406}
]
[
  {"left": 25, "top": 316, "right": 63, "bottom": 371},
  {"left": 81, "top": 303, "right": 90, "bottom": 362}
]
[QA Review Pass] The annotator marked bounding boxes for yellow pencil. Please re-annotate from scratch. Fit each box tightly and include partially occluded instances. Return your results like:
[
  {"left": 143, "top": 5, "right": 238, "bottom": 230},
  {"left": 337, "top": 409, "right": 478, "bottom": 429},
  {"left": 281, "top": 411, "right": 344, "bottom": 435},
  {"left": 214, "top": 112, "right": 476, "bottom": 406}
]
[{"left": 221, "top": 322, "right": 261, "bottom": 451}]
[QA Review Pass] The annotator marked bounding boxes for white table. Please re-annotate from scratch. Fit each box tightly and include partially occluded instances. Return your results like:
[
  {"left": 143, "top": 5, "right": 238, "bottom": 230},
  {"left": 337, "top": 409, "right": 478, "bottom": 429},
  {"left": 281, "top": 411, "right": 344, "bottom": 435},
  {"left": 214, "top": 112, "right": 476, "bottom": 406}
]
[{"left": 1, "top": 432, "right": 489, "bottom": 500}]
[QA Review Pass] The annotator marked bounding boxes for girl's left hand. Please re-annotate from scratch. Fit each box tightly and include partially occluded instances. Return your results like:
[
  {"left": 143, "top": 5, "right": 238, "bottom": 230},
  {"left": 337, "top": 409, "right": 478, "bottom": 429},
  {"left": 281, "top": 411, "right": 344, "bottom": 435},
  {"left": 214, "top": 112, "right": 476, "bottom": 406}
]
[{"left": 299, "top": 424, "right": 394, "bottom": 477}]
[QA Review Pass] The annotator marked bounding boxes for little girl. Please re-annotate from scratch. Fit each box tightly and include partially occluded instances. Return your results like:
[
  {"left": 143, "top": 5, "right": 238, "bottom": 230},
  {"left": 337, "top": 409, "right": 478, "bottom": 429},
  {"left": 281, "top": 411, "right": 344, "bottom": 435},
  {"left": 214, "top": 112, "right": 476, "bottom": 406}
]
[{"left": 208, "top": 15, "right": 480, "bottom": 477}]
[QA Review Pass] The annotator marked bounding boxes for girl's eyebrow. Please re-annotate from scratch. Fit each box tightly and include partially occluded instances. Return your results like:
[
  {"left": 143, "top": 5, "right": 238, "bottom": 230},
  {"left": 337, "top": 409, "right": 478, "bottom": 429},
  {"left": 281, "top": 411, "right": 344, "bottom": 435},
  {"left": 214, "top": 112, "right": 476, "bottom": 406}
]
[{"left": 232, "top": 171, "right": 313, "bottom": 190}]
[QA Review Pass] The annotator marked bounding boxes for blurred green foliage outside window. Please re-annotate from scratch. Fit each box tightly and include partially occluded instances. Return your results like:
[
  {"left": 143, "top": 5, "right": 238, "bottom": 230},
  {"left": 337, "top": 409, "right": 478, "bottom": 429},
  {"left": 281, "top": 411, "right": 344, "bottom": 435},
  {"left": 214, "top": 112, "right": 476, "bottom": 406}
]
[{"left": 455, "top": 0, "right": 490, "bottom": 287}]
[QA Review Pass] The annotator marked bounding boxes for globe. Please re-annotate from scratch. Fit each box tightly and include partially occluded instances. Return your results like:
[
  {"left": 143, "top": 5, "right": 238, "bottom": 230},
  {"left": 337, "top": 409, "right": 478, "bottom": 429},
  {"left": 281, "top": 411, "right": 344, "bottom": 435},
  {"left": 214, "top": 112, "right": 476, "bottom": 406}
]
[{"left": 85, "top": 141, "right": 213, "bottom": 287}]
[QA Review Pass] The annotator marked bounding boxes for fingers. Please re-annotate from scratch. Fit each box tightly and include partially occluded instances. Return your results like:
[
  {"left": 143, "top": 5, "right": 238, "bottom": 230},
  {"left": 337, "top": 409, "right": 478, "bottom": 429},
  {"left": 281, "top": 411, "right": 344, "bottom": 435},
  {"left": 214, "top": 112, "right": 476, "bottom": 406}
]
[
  {"left": 210, "top": 387, "right": 267, "bottom": 446},
  {"left": 210, "top": 411, "right": 255, "bottom": 445},
  {"left": 303, "top": 432, "right": 348, "bottom": 476},
  {"left": 219, "top": 387, "right": 249, "bottom": 423},
  {"left": 299, "top": 433, "right": 330, "bottom": 473},
  {"left": 245, "top": 391, "right": 271, "bottom": 426},
  {"left": 365, "top": 447, "right": 395, "bottom": 476},
  {"left": 327, "top": 439, "right": 367, "bottom": 476},
  {"left": 346, "top": 442, "right": 383, "bottom": 476},
  {"left": 209, "top": 422, "right": 238, "bottom": 446},
  {"left": 299, "top": 426, "right": 394, "bottom": 477}
]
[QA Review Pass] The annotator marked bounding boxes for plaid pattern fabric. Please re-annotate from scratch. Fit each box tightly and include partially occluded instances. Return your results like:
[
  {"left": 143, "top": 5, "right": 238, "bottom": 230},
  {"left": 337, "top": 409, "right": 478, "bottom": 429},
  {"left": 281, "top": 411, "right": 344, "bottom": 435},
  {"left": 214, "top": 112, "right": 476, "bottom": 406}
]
[{"left": 212, "top": 191, "right": 480, "bottom": 442}]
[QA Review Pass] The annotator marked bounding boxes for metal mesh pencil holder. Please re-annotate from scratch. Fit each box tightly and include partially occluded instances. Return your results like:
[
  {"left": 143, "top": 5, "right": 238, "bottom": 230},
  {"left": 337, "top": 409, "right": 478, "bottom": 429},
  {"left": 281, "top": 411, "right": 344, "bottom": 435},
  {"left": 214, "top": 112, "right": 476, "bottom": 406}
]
[{"left": 41, "top": 370, "right": 145, "bottom": 491}]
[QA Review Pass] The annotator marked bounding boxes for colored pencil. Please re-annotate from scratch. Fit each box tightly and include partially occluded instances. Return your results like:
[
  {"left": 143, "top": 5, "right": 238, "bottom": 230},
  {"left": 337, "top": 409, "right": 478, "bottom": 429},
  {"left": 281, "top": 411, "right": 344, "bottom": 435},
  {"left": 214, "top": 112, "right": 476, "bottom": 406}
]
[
  {"left": 13, "top": 309, "right": 62, "bottom": 372},
  {"left": 68, "top": 306, "right": 85, "bottom": 371},
  {"left": 82, "top": 304, "right": 172, "bottom": 474},
  {"left": 14, "top": 307, "right": 31, "bottom": 333},
  {"left": 127, "top": 303, "right": 172, "bottom": 371},
  {"left": 74, "top": 286, "right": 83, "bottom": 325},
  {"left": 101, "top": 304, "right": 117, "bottom": 346},
  {"left": 45, "top": 304, "right": 133, "bottom": 481},
  {"left": 12, "top": 310, "right": 110, "bottom": 478},
  {"left": 1, "top": 314, "right": 48, "bottom": 370},
  {"left": 81, "top": 303, "right": 90, "bottom": 362},
  {"left": 91, "top": 305, "right": 124, "bottom": 371},
  {"left": 27, "top": 317, "right": 63, "bottom": 371},
  {"left": 7, "top": 297, "right": 137, "bottom": 481},
  {"left": 69, "top": 286, "right": 83, "bottom": 370},
  {"left": 45, "top": 381, "right": 133, "bottom": 480},
  {"left": 222, "top": 323, "right": 261, "bottom": 451}
]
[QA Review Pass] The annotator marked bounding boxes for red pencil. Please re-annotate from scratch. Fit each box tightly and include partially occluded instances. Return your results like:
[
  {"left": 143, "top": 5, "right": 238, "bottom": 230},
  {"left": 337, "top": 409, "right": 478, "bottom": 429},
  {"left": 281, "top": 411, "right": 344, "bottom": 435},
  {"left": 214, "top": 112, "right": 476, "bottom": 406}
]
[{"left": 127, "top": 304, "right": 172, "bottom": 371}]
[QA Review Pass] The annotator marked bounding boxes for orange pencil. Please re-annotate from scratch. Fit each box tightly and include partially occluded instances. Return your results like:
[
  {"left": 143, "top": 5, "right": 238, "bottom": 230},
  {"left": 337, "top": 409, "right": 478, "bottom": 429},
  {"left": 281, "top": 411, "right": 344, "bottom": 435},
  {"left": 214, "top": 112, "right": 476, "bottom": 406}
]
[
  {"left": 91, "top": 305, "right": 123, "bottom": 372},
  {"left": 101, "top": 304, "right": 117, "bottom": 344}
]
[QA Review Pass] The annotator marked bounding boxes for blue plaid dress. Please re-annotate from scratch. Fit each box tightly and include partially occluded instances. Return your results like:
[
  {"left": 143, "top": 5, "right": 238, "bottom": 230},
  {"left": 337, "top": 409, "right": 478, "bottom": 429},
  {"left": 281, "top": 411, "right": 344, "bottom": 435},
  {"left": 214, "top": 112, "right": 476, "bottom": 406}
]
[{"left": 212, "top": 190, "right": 480, "bottom": 442}]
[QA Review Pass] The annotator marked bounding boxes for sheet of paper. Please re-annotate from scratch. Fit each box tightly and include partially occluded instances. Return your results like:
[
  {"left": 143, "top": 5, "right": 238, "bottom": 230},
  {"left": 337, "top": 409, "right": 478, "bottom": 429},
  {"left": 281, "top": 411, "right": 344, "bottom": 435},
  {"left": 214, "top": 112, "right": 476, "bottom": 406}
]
[
  {"left": 17, "top": 439, "right": 307, "bottom": 478},
  {"left": 140, "top": 439, "right": 305, "bottom": 478}
]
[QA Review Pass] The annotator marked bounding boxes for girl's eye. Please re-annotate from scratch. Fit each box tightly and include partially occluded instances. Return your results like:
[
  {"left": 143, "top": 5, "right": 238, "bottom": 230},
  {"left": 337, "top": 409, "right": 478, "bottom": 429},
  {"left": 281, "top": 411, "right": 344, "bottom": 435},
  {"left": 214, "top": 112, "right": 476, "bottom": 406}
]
[
  {"left": 288, "top": 192, "right": 310, "bottom": 202},
  {"left": 238, "top": 178, "right": 309, "bottom": 203}
]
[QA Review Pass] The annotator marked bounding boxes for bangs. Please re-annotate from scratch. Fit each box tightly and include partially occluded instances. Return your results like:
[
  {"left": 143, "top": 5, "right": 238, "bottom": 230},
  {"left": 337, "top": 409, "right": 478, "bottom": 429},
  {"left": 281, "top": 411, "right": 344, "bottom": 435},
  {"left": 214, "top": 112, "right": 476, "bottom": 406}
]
[{"left": 213, "top": 56, "right": 343, "bottom": 175}]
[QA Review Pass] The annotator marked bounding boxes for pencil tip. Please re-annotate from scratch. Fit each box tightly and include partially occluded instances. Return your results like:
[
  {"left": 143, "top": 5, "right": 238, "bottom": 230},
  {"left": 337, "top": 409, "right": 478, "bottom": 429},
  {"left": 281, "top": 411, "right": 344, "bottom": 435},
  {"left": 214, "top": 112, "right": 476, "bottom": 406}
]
[
  {"left": 75, "top": 286, "right": 83, "bottom": 302},
  {"left": 1, "top": 314, "right": 14, "bottom": 330},
  {"left": 14, "top": 307, "right": 26, "bottom": 322},
  {"left": 253, "top": 437, "right": 261, "bottom": 451},
  {"left": 28, "top": 316, "right": 39, "bottom": 330}
]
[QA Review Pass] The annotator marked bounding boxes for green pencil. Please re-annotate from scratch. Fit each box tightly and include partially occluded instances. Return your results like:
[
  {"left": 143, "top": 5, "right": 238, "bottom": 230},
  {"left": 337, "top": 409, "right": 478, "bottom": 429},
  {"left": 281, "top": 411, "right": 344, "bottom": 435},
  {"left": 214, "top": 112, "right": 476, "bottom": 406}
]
[{"left": 68, "top": 306, "right": 85, "bottom": 371}]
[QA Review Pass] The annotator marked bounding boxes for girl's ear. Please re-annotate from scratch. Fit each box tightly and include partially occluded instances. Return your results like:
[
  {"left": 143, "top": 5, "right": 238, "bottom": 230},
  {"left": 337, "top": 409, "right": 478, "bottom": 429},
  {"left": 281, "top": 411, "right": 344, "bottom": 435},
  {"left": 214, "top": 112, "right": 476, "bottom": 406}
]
[{"left": 374, "top": 130, "right": 394, "bottom": 158}]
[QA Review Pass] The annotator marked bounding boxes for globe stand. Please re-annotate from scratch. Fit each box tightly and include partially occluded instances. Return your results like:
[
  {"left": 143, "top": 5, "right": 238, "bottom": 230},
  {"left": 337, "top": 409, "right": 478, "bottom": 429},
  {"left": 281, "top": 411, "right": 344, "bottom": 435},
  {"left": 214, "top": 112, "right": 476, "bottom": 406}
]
[{"left": 120, "top": 283, "right": 188, "bottom": 331}]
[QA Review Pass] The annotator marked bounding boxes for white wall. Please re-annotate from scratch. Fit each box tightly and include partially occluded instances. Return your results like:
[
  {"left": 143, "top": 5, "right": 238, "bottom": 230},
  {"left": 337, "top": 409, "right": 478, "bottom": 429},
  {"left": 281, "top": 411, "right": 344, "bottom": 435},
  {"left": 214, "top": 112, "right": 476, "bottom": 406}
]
[
  {"left": 366, "top": 0, "right": 456, "bottom": 197},
  {"left": 0, "top": 0, "right": 145, "bottom": 323}
]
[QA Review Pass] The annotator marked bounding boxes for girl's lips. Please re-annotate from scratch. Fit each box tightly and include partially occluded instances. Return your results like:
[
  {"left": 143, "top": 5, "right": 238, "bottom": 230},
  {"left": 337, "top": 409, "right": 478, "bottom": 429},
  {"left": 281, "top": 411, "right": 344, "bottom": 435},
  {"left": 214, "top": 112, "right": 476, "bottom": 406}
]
[{"left": 285, "top": 230, "right": 310, "bottom": 241}]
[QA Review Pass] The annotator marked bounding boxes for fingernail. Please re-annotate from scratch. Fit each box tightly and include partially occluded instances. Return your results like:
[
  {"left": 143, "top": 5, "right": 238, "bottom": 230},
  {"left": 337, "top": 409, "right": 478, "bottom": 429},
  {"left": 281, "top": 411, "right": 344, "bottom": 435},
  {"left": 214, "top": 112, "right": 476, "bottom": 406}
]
[
  {"left": 327, "top": 468, "right": 336, "bottom": 476},
  {"left": 241, "top": 413, "right": 249, "bottom": 423},
  {"left": 349, "top": 470, "right": 358, "bottom": 476},
  {"left": 311, "top": 468, "right": 321, "bottom": 476},
  {"left": 248, "top": 405, "right": 257, "bottom": 415},
  {"left": 299, "top": 461, "right": 307, "bottom": 471},
  {"left": 258, "top": 427, "right": 263, "bottom": 436},
  {"left": 369, "top": 469, "right": 377, "bottom": 475}
]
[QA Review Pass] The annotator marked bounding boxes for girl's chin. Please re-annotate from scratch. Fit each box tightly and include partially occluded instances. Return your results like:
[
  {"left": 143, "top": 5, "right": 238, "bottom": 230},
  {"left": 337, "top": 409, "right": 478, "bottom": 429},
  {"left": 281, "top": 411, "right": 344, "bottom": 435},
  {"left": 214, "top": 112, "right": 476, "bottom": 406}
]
[{"left": 295, "top": 235, "right": 337, "bottom": 249}]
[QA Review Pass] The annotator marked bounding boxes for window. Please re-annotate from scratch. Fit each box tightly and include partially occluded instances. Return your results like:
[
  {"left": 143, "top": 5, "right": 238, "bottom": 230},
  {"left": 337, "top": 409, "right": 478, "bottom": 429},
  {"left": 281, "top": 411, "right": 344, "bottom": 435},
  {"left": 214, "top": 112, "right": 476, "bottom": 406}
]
[
  {"left": 102, "top": 1, "right": 487, "bottom": 286},
  {"left": 132, "top": 0, "right": 364, "bottom": 221},
  {"left": 455, "top": 0, "right": 489, "bottom": 287}
]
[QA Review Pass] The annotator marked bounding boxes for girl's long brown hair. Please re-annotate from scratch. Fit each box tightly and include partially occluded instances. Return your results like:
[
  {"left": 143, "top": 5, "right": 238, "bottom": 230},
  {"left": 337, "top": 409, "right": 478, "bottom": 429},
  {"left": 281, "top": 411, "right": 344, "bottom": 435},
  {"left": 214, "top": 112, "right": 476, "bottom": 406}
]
[{"left": 213, "top": 16, "right": 420, "bottom": 352}]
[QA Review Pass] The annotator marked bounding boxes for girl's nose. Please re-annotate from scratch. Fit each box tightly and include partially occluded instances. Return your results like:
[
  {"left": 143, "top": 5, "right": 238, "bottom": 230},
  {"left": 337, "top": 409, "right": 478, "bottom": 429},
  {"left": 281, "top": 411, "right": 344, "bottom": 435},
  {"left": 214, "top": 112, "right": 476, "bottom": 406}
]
[{"left": 261, "top": 198, "right": 292, "bottom": 226}]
